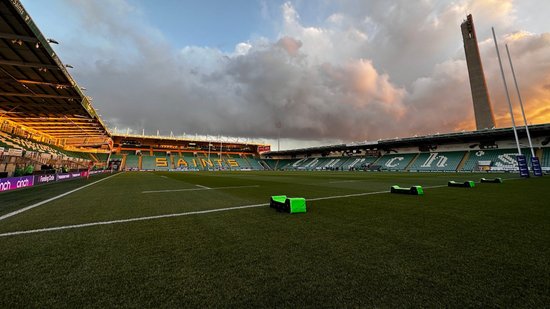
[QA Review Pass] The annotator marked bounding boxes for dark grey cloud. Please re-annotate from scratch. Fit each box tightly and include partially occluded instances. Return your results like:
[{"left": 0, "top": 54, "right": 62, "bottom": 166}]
[{"left": 49, "top": 0, "right": 550, "bottom": 144}]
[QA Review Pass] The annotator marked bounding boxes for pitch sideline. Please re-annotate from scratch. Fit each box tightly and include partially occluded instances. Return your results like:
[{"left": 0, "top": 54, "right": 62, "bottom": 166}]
[{"left": 0, "top": 172, "right": 123, "bottom": 222}]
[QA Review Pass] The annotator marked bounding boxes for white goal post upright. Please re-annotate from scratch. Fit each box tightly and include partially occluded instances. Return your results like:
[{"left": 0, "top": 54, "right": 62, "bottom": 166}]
[
  {"left": 505, "top": 44, "right": 535, "bottom": 157},
  {"left": 492, "top": 27, "right": 521, "bottom": 155}
]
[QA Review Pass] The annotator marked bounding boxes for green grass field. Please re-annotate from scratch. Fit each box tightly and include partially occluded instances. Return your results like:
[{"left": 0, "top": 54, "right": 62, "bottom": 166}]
[{"left": 0, "top": 171, "right": 549, "bottom": 307}]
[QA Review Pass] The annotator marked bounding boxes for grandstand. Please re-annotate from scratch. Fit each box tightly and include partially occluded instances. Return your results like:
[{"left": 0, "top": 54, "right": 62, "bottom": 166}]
[
  {"left": 1, "top": 0, "right": 547, "bottom": 177},
  {"left": 106, "top": 145, "right": 267, "bottom": 172},
  {"left": 0, "top": 0, "right": 268, "bottom": 177},
  {"left": 1, "top": 0, "right": 547, "bottom": 178},
  {"left": 263, "top": 145, "right": 550, "bottom": 173},
  {"left": 461, "top": 148, "right": 534, "bottom": 171},
  {"left": 343, "top": 156, "right": 379, "bottom": 170},
  {"left": 407, "top": 151, "right": 465, "bottom": 172},
  {"left": 375, "top": 153, "right": 417, "bottom": 171},
  {"left": 1, "top": 1, "right": 550, "bottom": 307}
]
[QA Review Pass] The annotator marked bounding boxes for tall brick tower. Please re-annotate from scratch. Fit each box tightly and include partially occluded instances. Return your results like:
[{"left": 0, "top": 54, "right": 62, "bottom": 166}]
[{"left": 461, "top": 14, "right": 496, "bottom": 130}]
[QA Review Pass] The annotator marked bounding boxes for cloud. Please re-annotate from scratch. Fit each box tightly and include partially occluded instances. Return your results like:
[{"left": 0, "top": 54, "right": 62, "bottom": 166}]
[
  {"left": 46, "top": 0, "right": 550, "bottom": 146},
  {"left": 487, "top": 32, "right": 550, "bottom": 125},
  {"left": 276, "top": 36, "right": 302, "bottom": 56}
]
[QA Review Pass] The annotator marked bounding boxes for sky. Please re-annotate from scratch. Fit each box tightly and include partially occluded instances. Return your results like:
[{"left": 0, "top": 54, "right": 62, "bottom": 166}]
[{"left": 20, "top": 0, "right": 550, "bottom": 150}]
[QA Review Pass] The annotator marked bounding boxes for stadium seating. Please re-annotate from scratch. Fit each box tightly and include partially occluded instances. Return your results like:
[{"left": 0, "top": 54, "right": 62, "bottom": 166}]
[
  {"left": 110, "top": 153, "right": 123, "bottom": 160},
  {"left": 311, "top": 157, "right": 341, "bottom": 169},
  {"left": 301, "top": 158, "right": 322, "bottom": 169},
  {"left": 264, "top": 159, "right": 297, "bottom": 170},
  {"left": 320, "top": 157, "right": 348, "bottom": 169},
  {"left": 124, "top": 154, "right": 140, "bottom": 170},
  {"left": 267, "top": 157, "right": 376, "bottom": 171},
  {"left": 376, "top": 153, "right": 417, "bottom": 171},
  {"left": 94, "top": 153, "right": 110, "bottom": 162},
  {"left": 154, "top": 153, "right": 171, "bottom": 170},
  {"left": 170, "top": 153, "right": 197, "bottom": 170},
  {"left": 542, "top": 148, "right": 550, "bottom": 168},
  {"left": 262, "top": 159, "right": 278, "bottom": 170},
  {"left": 284, "top": 158, "right": 314, "bottom": 170},
  {"left": 244, "top": 155, "right": 264, "bottom": 170},
  {"left": 407, "top": 151, "right": 466, "bottom": 172},
  {"left": 226, "top": 154, "right": 251, "bottom": 170},
  {"left": 340, "top": 156, "right": 378, "bottom": 170},
  {"left": 0, "top": 130, "right": 103, "bottom": 177},
  {"left": 66, "top": 151, "right": 94, "bottom": 161},
  {"left": 461, "top": 148, "right": 533, "bottom": 171},
  {"left": 277, "top": 159, "right": 300, "bottom": 170},
  {"left": 0, "top": 130, "right": 89, "bottom": 159},
  {"left": 195, "top": 153, "right": 216, "bottom": 170},
  {"left": 207, "top": 154, "right": 229, "bottom": 169},
  {"left": 140, "top": 155, "right": 155, "bottom": 170}
]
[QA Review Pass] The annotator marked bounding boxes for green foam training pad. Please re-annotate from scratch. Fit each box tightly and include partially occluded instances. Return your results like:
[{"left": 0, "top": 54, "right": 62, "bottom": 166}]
[
  {"left": 271, "top": 195, "right": 287, "bottom": 203},
  {"left": 448, "top": 180, "right": 475, "bottom": 188},
  {"left": 287, "top": 198, "right": 306, "bottom": 214},
  {"left": 480, "top": 178, "right": 503, "bottom": 183},
  {"left": 391, "top": 185, "right": 423, "bottom": 195},
  {"left": 414, "top": 185, "right": 424, "bottom": 195}
]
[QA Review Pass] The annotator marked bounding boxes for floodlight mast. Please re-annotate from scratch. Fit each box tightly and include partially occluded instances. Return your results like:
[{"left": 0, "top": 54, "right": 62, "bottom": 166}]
[
  {"left": 491, "top": 27, "right": 521, "bottom": 155},
  {"left": 505, "top": 44, "right": 535, "bottom": 157}
]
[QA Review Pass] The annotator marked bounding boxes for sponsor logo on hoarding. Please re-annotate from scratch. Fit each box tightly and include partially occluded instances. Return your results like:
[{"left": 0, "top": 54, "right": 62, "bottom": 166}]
[
  {"left": 0, "top": 176, "right": 35, "bottom": 192},
  {"left": 56, "top": 173, "right": 71, "bottom": 181},
  {"left": 0, "top": 170, "right": 108, "bottom": 193},
  {"left": 37, "top": 174, "right": 56, "bottom": 183},
  {"left": 531, "top": 156, "right": 543, "bottom": 176}
]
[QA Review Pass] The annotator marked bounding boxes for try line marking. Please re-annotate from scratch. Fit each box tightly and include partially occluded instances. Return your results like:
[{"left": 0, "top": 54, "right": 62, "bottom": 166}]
[
  {"left": 0, "top": 184, "right": 448, "bottom": 238},
  {"left": 142, "top": 185, "right": 258, "bottom": 194},
  {"left": 0, "top": 172, "right": 123, "bottom": 222}
]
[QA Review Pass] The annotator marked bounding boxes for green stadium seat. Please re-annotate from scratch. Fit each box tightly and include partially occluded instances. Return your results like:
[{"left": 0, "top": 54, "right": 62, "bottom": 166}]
[
  {"left": 243, "top": 155, "right": 264, "bottom": 170},
  {"left": 408, "top": 151, "right": 466, "bottom": 172},
  {"left": 124, "top": 154, "right": 140, "bottom": 170},
  {"left": 340, "top": 156, "right": 378, "bottom": 170},
  {"left": 262, "top": 159, "right": 278, "bottom": 170},
  {"left": 461, "top": 148, "right": 533, "bottom": 172},
  {"left": 276, "top": 159, "right": 300, "bottom": 170},
  {"left": 140, "top": 155, "right": 155, "bottom": 170},
  {"left": 376, "top": 153, "right": 417, "bottom": 171}
]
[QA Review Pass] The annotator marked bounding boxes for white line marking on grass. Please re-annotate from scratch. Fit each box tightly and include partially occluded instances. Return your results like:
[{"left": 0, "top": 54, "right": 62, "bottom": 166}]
[
  {"left": 308, "top": 184, "right": 448, "bottom": 201},
  {"left": 0, "top": 202, "right": 270, "bottom": 238},
  {"left": 195, "top": 184, "right": 211, "bottom": 189},
  {"left": 0, "top": 172, "right": 123, "bottom": 222},
  {"left": 0, "top": 177, "right": 524, "bottom": 237},
  {"left": 160, "top": 176, "right": 168, "bottom": 179},
  {"left": 328, "top": 180, "right": 360, "bottom": 184},
  {"left": 142, "top": 185, "right": 259, "bottom": 194}
]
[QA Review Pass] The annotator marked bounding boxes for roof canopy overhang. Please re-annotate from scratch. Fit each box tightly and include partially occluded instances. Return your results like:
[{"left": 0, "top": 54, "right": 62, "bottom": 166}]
[
  {"left": 266, "top": 124, "right": 550, "bottom": 156},
  {"left": 0, "top": 0, "right": 110, "bottom": 147}
]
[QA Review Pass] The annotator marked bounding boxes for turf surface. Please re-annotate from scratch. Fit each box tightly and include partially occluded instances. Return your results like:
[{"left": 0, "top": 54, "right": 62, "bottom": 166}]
[{"left": 0, "top": 171, "right": 548, "bottom": 307}]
